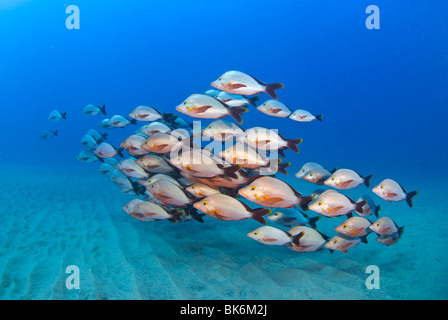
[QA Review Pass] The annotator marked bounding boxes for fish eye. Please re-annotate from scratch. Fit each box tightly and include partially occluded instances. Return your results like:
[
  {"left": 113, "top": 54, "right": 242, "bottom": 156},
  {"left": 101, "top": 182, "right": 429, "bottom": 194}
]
[
  {"left": 317, "top": 201, "right": 323, "bottom": 206},
  {"left": 379, "top": 185, "right": 384, "bottom": 189},
  {"left": 331, "top": 177, "right": 335, "bottom": 181},
  {"left": 333, "top": 240, "right": 337, "bottom": 244},
  {"left": 183, "top": 101, "right": 187, "bottom": 105},
  {"left": 136, "top": 206, "right": 140, "bottom": 209},
  {"left": 309, "top": 173, "right": 313, "bottom": 177},
  {"left": 253, "top": 231, "right": 258, "bottom": 235},
  {"left": 274, "top": 212, "right": 278, "bottom": 216},
  {"left": 302, "top": 169, "right": 305, "bottom": 172},
  {"left": 191, "top": 185, "right": 195, "bottom": 189},
  {"left": 218, "top": 77, "right": 222, "bottom": 81},
  {"left": 376, "top": 223, "right": 380, "bottom": 227},
  {"left": 202, "top": 201, "right": 208, "bottom": 206},
  {"left": 250, "top": 186, "right": 256, "bottom": 191},
  {"left": 342, "top": 224, "right": 347, "bottom": 229}
]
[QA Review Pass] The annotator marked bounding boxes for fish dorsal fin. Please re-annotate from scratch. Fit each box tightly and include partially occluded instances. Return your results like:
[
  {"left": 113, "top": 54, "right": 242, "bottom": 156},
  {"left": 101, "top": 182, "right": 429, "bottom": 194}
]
[
  {"left": 239, "top": 199, "right": 255, "bottom": 213},
  {"left": 294, "top": 208, "right": 307, "bottom": 218},
  {"left": 212, "top": 96, "right": 231, "bottom": 109},
  {"left": 277, "top": 133, "right": 287, "bottom": 141},
  {"left": 399, "top": 183, "right": 407, "bottom": 193},
  {"left": 248, "top": 74, "right": 266, "bottom": 86},
  {"left": 290, "top": 185, "right": 302, "bottom": 198},
  {"left": 320, "top": 232, "right": 330, "bottom": 241},
  {"left": 191, "top": 196, "right": 207, "bottom": 204}
]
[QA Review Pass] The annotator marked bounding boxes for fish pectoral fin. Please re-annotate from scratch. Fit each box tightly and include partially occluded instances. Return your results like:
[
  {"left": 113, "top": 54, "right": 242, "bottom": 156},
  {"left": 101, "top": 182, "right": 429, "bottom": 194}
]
[
  {"left": 154, "top": 144, "right": 169, "bottom": 151},
  {"left": 186, "top": 164, "right": 199, "bottom": 173},
  {"left": 256, "top": 140, "right": 271, "bottom": 147},
  {"left": 262, "top": 238, "right": 279, "bottom": 242},
  {"left": 327, "top": 206, "right": 344, "bottom": 214},
  {"left": 339, "top": 180, "right": 354, "bottom": 188},
  {"left": 194, "top": 105, "right": 213, "bottom": 113},
  {"left": 270, "top": 108, "right": 284, "bottom": 114},
  {"left": 157, "top": 194, "right": 173, "bottom": 200},
  {"left": 339, "top": 242, "right": 353, "bottom": 250},
  {"left": 228, "top": 83, "right": 247, "bottom": 90},
  {"left": 387, "top": 192, "right": 398, "bottom": 197},
  {"left": 262, "top": 196, "right": 284, "bottom": 204},
  {"left": 351, "top": 228, "right": 365, "bottom": 237}
]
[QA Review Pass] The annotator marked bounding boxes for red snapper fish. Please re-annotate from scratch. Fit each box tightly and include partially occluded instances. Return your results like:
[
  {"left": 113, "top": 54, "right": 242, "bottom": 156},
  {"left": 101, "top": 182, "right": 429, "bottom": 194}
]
[
  {"left": 211, "top": 70, "right": 285, "bottom": 100},
  {"left": 176, "top": 94, "right": 248, "bottom": 124}
]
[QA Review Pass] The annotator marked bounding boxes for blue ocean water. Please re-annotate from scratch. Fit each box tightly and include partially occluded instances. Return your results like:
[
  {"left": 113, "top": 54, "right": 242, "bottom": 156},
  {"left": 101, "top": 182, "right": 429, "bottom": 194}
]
[{"left": 0, "top": 0, "right": 447, "bottom": 300}]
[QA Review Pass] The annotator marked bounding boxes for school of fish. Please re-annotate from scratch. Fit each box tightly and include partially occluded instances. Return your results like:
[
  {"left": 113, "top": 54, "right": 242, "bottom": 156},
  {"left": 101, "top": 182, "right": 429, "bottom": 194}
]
[{"left": 46, "top": 70, "right": 418, "bottom": 254}]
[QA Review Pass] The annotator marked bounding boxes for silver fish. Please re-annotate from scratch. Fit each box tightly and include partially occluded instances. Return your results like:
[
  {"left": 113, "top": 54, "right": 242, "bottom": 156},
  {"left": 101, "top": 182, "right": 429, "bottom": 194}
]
[
  {"left": 83, "top": 104, "right": 106, "bottom": 116},
  {"left": 40, "top": 130, "right": 58, "bottom": 139},
  {"left": 48, "top": 110, "right": 67, "bottom": 122},
  {"left": 211, "top": 70, "right": 285, "bottom": 100},
  {"left": 372, "top": 179, "right": 418, "bottom": 207},
  {"left": 289, "top": 109, "right": 323, "bottom": 122}
]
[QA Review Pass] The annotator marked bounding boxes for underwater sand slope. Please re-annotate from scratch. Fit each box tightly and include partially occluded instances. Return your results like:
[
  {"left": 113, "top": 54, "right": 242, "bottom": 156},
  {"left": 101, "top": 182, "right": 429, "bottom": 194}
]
[{"left": 0, "top": 166, "right": 446, "bottom": 299}]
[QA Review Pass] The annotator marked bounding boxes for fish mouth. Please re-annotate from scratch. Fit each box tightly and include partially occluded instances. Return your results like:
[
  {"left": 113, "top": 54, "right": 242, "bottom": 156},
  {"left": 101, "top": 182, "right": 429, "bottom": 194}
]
[
  {"left": 238, "top": 189, "right": 247, "bottom": 198},
  {"left": 210, "top": 81, "right": 219, "bottom": 89}
]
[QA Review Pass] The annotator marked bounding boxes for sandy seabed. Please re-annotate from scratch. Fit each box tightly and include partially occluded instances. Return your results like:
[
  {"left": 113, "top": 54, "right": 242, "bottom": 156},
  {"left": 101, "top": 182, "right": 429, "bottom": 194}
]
[{"left": 0, "top": 165, "right": 446, "bottom": 300}]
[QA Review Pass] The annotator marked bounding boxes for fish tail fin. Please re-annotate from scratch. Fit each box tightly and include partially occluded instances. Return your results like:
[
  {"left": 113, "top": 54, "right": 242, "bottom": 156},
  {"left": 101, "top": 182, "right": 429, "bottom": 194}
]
[
  {"left": 360, "top": 235, "right": 369, "bottom": 244},
  {"left": 228, "top": 106, "right": 248, "bottom": 125},
  {"left": 264, "top": 82, "right": 285, "bottom": 100},
  {"left": 218, "top": 164, "right": 242, "bottom": 179},
  {"left": 314, "top": 114, "right": 323, "bottom": 122},
  {"left": 297, "top": 195, "right": 313, "bottom": 211},
  {"left": 250, "top": 208, "right": 271, "bottom": 224},
  {"left": 330, "top": 167, "right": 338, "bottom": 174},
  {"left": 220, "top": 187, "right": 239, "bottom": 198},
  {"left": 129, "top": 118, "right": 138, "bottom": 125},
  {"left": 100, "top": 104, "right": 106, "bottom": 115},
  {"left": 245, "top": 95, "right": 260, "bottom": 107},
  {"left": 101, "top": 133, "right": 108, "bottom": 141},
  {"left": 186, "top": 206, "right": 205, "bottom": 223},
  {"left": 94, "top": 155, "right": 105, "bottom": 163},
  {"left": 61, "top": 112, "right": 68, "bottom": 120},
  {"left": 291, "top": 231, "right": 305, "bottom": 246},
  {"left": 374, "top": 205, "right": 381, "bottom": 218},
  {"left": 130, "top": 180, "right": 145, "bottom": 196},
  {"left": 363, "top": 174, "right": 373, "bottom": 187},
  {"left": 162, "top": 112, "right": 178, "bottom": 125},
  {"left": 405, "top": 191, "right": 418, "bottom": 207},
  {"left": 354, "top": 200, "right": 367, "bottom": 213},
  {"left": 286, "top": 138, "right": 303, "bottom": 153},
  {"left": 53, "top": 130, "right": 58, "bottom": 136},
  {"left": 307, "top": 215, "right": 321, "bottom": 229},
  {"left": 277, "top": 162, "right": 291, "bottom": 175},
  {"left": 116, "top": 147, "right": 125, "bottom": 158},
  {"left": 278, "top": 149, "right": 286, "bottom": 158},
  {"left": 398, "top": 225, "right": 405, "bottom": 237},
  {"left": 169, "top": 209, "right": 184, "bottom": 222}
]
